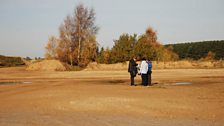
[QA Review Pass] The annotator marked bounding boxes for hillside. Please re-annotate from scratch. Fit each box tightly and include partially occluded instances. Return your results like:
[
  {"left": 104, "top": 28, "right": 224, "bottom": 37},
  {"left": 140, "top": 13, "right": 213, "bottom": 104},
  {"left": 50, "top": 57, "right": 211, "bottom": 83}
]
[{"left": 166, "top": 40, "right": 224, "bottom": 60}]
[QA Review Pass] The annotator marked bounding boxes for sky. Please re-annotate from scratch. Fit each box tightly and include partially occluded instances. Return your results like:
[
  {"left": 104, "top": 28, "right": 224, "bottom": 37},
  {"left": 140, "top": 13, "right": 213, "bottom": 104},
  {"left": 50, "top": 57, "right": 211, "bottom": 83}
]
[{"left": 0, "top": 0, "right": 224, "bottom": 58}]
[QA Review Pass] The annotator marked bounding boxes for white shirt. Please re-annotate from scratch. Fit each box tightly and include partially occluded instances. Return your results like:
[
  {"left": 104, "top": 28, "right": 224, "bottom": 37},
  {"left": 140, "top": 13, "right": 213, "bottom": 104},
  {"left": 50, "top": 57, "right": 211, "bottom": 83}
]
[{"left": 140, "top": 60, "right": 148, "bottom": 74}]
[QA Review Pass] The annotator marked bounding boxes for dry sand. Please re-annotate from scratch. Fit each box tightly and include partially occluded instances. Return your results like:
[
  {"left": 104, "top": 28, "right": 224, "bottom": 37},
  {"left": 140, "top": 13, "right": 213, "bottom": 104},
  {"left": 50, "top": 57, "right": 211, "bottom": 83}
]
[
  {"left": 26, "top": 60, "right": 71, "bottom": 71},
  {"left": 0, "top": 67, "right": 224, "bottom": 126}
]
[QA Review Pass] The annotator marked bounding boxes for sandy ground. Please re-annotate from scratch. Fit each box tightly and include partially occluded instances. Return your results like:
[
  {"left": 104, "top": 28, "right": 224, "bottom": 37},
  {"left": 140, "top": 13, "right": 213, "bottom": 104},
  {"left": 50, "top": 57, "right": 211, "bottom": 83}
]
[{"left": 0, "top": 67, "right": 224, "bottom": 126}]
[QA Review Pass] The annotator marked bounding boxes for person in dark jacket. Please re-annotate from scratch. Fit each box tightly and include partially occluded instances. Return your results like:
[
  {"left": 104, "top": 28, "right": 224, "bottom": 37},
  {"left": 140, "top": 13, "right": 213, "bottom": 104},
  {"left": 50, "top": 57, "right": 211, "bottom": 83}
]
[
  {"left": 128, "top": 57, "right": 138, "bottom": 86},
  {"left": 147, "top": 59, "right": 152, "bottom": 86}
]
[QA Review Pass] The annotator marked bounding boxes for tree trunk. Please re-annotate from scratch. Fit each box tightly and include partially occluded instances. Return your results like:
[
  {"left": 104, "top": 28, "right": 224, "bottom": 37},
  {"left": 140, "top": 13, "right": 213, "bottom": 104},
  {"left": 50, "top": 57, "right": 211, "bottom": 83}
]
[
  {"left": 78, "top": 36, "right": 81, "bottom": 65},
  {"left": 70, "top": 53, "right": 73, "bottom": 66}
]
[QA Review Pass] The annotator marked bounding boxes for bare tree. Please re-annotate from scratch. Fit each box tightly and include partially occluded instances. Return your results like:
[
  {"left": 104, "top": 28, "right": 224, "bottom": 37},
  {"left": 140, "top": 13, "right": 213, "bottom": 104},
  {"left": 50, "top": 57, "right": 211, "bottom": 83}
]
[
  {"left": 45, "top": 36, "right": 58, "bottom": 59},
  {"left": 56, "top": 4, "right": 98, "bottom": 66},
  {"left": 58, "top": 16, "right": 75, "bottom": 65},
  {"left": 73, "top": 4, "right": 98, "bottom": 65}
]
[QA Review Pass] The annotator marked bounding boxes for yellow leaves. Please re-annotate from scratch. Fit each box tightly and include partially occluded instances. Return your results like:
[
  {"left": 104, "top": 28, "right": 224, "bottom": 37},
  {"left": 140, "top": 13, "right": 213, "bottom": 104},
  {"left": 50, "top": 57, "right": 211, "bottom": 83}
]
[
  {"left": 204, "top": 51, "right": 215, "bottom": 61},
  {"left": 45, "top": 36, "right": 58, "bottom": 59}
]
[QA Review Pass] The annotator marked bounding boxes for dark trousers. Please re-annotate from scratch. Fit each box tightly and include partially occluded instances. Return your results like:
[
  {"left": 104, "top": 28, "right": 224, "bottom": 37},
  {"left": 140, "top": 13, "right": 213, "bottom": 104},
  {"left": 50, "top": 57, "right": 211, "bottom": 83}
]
[
  {"left": 130, "top": 74, "right": 135, "bottom": 85},
  {"left": 141, "top": 74, "right": 148, "bottom": 86},
  {"left": 148, "top": 71, "right": 152, "bottom": 86}
]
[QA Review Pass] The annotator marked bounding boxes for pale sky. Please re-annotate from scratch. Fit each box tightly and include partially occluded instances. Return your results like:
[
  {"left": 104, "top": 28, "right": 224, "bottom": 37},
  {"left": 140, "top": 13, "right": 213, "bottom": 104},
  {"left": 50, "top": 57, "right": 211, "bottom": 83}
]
[{"left": 0, "top": 0, "right": 224, "bottom": 58}]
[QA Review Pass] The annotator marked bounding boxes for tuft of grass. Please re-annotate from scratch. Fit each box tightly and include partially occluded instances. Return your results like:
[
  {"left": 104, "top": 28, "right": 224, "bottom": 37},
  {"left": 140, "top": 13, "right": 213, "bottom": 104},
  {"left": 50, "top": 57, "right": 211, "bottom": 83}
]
[{"left": 70, "top": 65, "right": 85, "bottom": 71}]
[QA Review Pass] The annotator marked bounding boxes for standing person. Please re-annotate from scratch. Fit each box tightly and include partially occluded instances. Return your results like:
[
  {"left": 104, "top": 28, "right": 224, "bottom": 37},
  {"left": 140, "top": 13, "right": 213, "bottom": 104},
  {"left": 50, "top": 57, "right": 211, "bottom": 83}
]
[
  {"left": 147, "top": 60, "right": 152, "bottom": 86},
  {"left": 139, "top": 58, "right": 148, "bottom": 86},
  {"left": 128, "top": 56, "right": 138, "bottom": 86}
]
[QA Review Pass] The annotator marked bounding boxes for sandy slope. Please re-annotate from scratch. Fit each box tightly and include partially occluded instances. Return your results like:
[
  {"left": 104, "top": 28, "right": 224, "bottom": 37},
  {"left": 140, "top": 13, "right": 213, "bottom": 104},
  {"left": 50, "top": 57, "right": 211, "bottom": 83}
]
[{"left": 0, "top": 67, "right": 224, "bottom": 126}]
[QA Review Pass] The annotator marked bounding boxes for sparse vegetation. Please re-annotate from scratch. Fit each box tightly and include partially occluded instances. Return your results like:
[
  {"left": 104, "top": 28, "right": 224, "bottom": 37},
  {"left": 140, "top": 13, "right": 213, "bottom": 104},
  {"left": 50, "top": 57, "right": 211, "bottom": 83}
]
[{"left": 0, "top": 55, "right": 25, "bottom": 67}]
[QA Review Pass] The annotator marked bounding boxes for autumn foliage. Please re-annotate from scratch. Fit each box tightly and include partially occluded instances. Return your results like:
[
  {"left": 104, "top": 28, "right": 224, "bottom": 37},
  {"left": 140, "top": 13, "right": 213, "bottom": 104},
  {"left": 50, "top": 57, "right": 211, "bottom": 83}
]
[
  {"left": 45, "top": 4, "right": 179, "bottom": 67},
  {"left": 96, "top": 27, "right": 179, "bottom": 64},
  {"left": 45, "top": 4, "right": 98, "bottom": 67}
]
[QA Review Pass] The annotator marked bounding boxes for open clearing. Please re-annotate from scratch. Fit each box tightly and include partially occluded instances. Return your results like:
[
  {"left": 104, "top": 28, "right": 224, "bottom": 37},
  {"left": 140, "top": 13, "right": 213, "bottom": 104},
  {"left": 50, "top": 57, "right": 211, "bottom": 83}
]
[{"left": 0, "top": 67, "right": 224, "bottom": 126}]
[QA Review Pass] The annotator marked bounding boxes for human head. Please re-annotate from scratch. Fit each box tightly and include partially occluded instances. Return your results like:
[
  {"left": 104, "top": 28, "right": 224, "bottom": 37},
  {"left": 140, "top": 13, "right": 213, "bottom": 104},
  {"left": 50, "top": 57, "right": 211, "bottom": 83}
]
[{"left": 132, "top": 56, "right": 137, "bottom": 61}]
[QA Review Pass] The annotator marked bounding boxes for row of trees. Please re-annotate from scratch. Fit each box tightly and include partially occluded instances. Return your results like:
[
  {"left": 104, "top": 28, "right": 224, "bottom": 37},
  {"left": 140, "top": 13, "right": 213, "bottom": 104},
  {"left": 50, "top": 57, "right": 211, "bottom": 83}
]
[
  {"left": 166, "top": 40, "right": 224, "bottom": 60},
  {"left": 45, "top": 4, "right": 224, "bottom": 67},
  {"left": 45, "top": 4, "right": 178, "bottom": 66},
  {"left": 96, "top": 27, "right": 179, "bottom": 64}
]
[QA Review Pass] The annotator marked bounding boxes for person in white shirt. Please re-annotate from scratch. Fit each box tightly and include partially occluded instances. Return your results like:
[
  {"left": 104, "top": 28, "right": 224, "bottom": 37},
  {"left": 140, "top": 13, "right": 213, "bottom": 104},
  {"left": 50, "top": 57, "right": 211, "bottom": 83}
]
[{"left": 139, "top": 58, "right": 148, "bottom": 86}]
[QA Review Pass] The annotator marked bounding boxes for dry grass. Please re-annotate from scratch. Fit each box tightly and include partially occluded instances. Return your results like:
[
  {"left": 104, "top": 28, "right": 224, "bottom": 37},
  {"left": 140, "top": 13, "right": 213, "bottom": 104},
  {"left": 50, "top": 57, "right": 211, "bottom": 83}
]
[
  {"left": 25, "top": 60, "right": 224, "bottom": 72},
  {"left": 85, "top": 60, "right": 224, "bottom": 71},
  {"left": 153, "top": 60, "right": 224, "bottom": 69},
  {"left": 85, "top": 62, "right": 128, "bottom": 71}
]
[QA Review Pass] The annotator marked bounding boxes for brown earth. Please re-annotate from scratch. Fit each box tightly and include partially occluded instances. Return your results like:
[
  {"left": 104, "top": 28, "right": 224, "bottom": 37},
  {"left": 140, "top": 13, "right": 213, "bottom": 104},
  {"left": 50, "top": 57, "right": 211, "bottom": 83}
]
[
  {"left": 0, "top": 67, "right": 224, "bottom": 126},
  {"left": 26, "top": 60, "right": 71, "bottom": 71}
]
